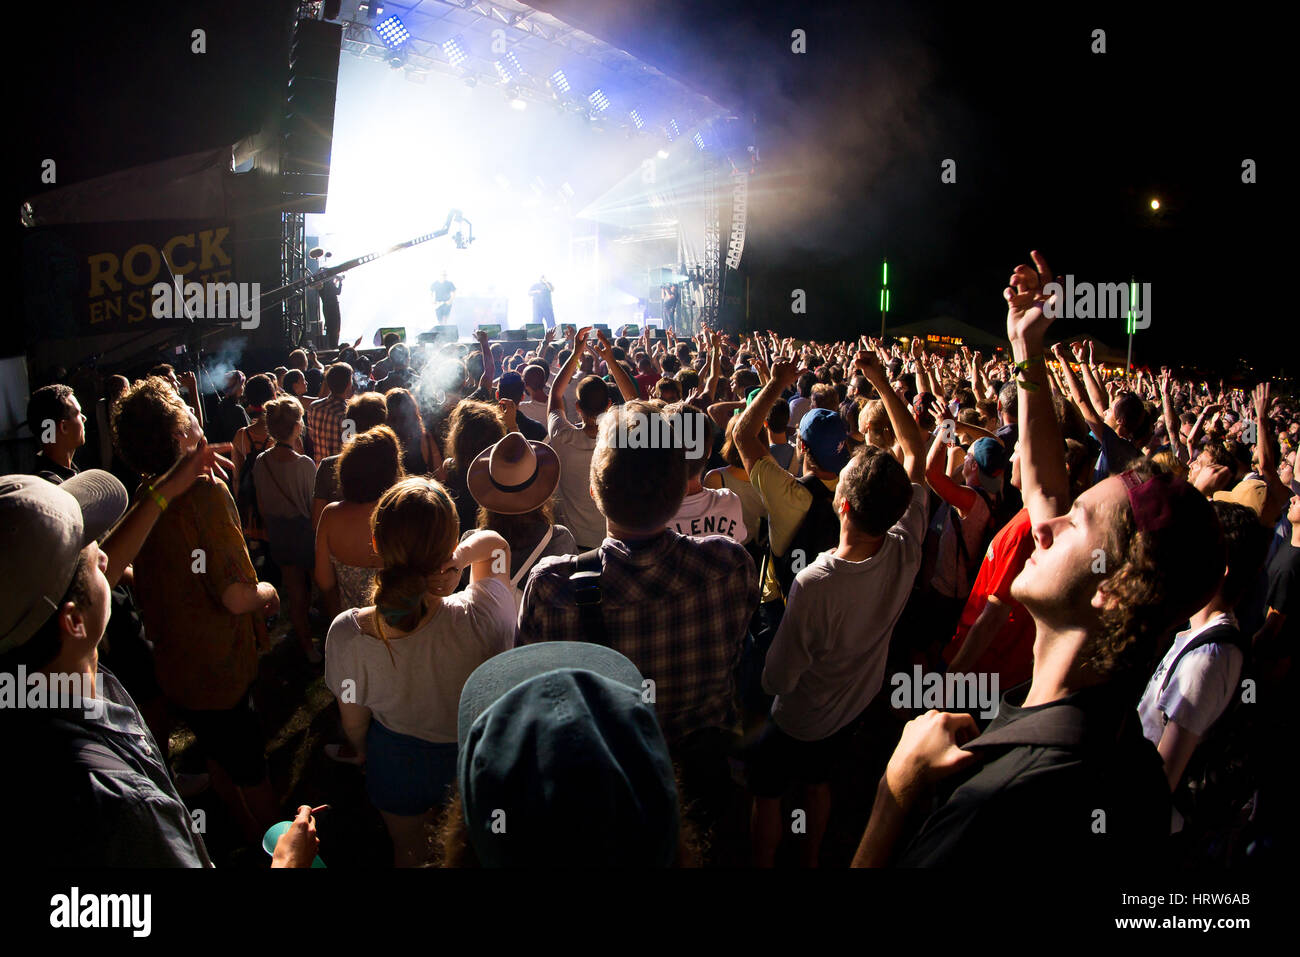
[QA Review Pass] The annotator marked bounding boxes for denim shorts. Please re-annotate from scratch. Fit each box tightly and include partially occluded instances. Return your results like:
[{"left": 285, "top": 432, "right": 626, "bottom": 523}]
[{"left": 364, "top": 720, "right": 458, "bottom": 816}]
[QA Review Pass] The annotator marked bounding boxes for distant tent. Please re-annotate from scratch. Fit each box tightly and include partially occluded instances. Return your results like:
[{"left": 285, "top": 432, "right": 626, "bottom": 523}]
[{"left": 885, "top": 316, "right": 1007, "bottom": 351}]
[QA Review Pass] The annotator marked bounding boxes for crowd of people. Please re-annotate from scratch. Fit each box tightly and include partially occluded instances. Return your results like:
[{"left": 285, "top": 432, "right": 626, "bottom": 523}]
[{"left": 2, "top": 251, "right": 1296, "bottom": 868}]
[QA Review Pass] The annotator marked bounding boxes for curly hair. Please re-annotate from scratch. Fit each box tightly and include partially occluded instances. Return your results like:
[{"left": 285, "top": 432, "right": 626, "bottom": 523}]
[
  {"left": 112, "top": 375, "right": 190, "bottom": 476},
  {"left": 1084, "top": 460, "right": 1225, "bottom": 678}
]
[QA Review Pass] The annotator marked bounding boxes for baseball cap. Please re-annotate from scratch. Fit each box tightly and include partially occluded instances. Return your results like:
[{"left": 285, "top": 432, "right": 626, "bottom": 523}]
[
  {"left": 968, "top": 437, "right": 1008, "bottom": 495},
  {"left": 798, "top": 408, "right": 851, "bottom": 473},
  {"left": 0, "top": 471, "right": 127, "bottom": 654},
  {"left": 1213, "top": 478, "right": 1268, "bottom": 518},
  {"left": 456, "top": 642, "right": 679, "bottom": 867}
]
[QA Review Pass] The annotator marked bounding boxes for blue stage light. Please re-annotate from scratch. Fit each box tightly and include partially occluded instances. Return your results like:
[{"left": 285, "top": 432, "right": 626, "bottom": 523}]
[
  {"left": 667, "top": 119, "right": 680, "bottom": 141},
  {"left": 550, "top": 70, "right": 570, "bottom": 94},
  {"left": 693, "top": 131, "right": 705, "bottom": 151},
  {"left": 588, "top": 89, "right": 610, "bottom": 113},
  {"left": 443, "top": 37, "right": 468, "bottom": 67},
  {"left": 629, "top": 109, "right": 644, "bottom": 129},
  {"left": 376, "top": 15, "right": 409, "bottom": 48}
]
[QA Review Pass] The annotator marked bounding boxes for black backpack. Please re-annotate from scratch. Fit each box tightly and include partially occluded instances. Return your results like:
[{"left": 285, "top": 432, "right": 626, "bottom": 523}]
[
  {"left": 236, "top": 432, "right": 271, "bottom": 529},
  {"left": 772, "top": 474, "right": 840, "bottom": 600}
]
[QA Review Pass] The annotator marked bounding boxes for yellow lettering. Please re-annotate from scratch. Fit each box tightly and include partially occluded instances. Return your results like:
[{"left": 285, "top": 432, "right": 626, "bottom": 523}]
[
  {"left": 127, "top": 288, "right": 147, "bottom": 322},
  {"left": 199, "top": 228, "right": 231, "bottom": 270},
  {"left": 122, "top": 243, "right": 161, "bottom": 285},
  {"left": 87, "top": 253, "right": 121, "bottom": 297},
  {"left": 162, "top": 233, "right": 197, "bottom": 273}
]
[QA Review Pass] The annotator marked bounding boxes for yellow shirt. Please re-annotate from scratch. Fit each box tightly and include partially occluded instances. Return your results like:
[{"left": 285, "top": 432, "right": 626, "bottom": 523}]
[
  {"left": 748, "top": 456, "right": 839, "bottom": 604},
  {"left": 131, "top": 478, "right": 261, "bottom": 710}
]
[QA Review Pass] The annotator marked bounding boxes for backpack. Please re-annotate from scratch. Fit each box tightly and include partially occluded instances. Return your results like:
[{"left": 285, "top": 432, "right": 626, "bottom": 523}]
[
  {"left": 772, "top": 474, "right": 840, "bottom": 600},
  {"left": 235, "top": 430, "right": 271, "bottom": 532}
]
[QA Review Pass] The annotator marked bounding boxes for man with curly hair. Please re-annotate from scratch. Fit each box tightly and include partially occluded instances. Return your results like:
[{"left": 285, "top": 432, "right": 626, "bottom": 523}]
[{"left": 853, "top": 252, "right": 1226, "bottom": 868}]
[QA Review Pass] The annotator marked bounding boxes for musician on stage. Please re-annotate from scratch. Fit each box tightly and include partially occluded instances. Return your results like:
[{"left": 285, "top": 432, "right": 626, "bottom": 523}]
[
  {"left": 661, "top": 282, "right": 681, "bottom": 334},
  {"left": 431, "top": 270, "right": 457, "bottom": 323},
  {"left": 528, "top": 275, "right": 556, "bottom": 330},
  {"left": 308, "top": 247, "right": 343, "bottom": 347}
]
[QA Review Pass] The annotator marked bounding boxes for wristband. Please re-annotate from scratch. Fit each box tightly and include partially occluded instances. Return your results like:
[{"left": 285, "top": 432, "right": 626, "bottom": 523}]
[
  {"left": 1012, "top": 354, "right": 1045, "bottom": 373},
  {"left": 145, "top": 484, "right": 169, "bottom": 512}
]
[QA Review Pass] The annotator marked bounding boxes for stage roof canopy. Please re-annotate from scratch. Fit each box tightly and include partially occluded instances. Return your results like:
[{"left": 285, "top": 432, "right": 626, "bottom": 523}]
[{"left": 338, "top": 1, "right": 731, "bottom": 146}]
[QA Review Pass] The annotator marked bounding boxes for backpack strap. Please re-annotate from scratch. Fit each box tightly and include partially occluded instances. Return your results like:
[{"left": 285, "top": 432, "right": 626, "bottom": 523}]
[
  {"left": 1159, "top": 621, "right": 1243, "bottom": 696},
  {"left": 511, "top": 526, "right": 555, "bottom": 589},
  {"left": 568, "top": 547, "right": 609, "bottom": 647}
]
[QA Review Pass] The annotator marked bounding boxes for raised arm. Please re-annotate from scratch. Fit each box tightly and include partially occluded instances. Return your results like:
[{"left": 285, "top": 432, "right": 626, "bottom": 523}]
[
  {"left": 548, "top": 326, "right": 591, "bottom": 422},
  {"left": 857, "top": 350, "right": 926, "bottom": 483},
  {"left": 593, "top": 330, "right": 638, "bottom": 402},
  {"left": 735, "top": 359, "right": 797, "bottom": 472},
  {"left": 1006, "top": 251, "right": 1070, "bottom": 522}
]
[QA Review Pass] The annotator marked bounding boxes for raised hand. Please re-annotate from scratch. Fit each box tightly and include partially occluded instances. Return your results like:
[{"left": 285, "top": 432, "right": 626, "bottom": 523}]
[{"left": 1004, "top": 250, "right": 1058, "bottom": 345}]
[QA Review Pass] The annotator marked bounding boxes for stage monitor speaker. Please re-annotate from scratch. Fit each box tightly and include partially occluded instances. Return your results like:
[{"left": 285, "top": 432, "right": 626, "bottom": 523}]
[
  {"left": 619, "top": 324, "right": 641, "bottom": 338},
  {"left": 648, "top": 327, "right": 668, "bottom": 340},
  {"left": 560, "top": 323, "right": 577, "bottom": 339},
  {"left": 524, "top": 323, "right": 545, "bottom": 339},
  {"left": 418, "top": 325, "right": 458, "bottom": 345},
  {"left": 374, "top": 327, "right": 406, "bottom": 347},
  {"left": 476, "top": 324, "right": 502, "bottom": 340},
  {"left": 593, "top": 324, "right": 610, "bottom": 334},
  {"left": 504, "top": 329, "right": 528, "bottom": 342}
]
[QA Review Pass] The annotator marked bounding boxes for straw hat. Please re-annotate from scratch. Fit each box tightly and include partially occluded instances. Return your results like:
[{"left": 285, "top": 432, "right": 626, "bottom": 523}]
[{"left": 467, "top": 432, "right": 561, "bottom": 515}]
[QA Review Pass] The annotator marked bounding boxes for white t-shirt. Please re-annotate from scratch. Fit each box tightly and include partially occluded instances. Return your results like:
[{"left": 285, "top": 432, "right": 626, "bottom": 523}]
[
  {"left": 788, "top": 395, "right": 812, "bottom": 429},
  {"left": 324, "top": 578, "right": 516, "bottom": 743},
  {"left": 518, "top": 396, "right": 549, "bottom": 423},
  {"left": 546, "top": 411, "right": 606, "bottom": 549},
  {"left": 1139, "top": 613, "right": 1243, "bottom": 743},
  {"left": 763, "top": 483, "right": 927, "bottom": 741},
  {"left": 669, "top": 487, "right": 747, "bottom": 543}
]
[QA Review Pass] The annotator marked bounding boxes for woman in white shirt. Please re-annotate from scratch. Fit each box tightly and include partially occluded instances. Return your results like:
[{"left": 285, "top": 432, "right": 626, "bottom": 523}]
[
  {"left": 254, "top": 396, "right": 318, "bottom": 662},
  {"left": 324, "top": 476, "right": 513, "bottom": 866}
]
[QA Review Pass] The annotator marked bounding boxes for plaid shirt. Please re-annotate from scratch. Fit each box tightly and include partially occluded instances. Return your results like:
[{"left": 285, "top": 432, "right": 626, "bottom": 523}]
[
  {"left": 518, "top": 530, "right": 759, "bottom": 744},
  {"left": 306, "top": 393, "right": 347, "bottom": 463}
]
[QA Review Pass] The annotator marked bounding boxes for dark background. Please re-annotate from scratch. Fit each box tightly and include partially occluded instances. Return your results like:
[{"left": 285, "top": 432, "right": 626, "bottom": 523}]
[{"left": 16, "top": 0, "right": 1287, "bottom": 371}]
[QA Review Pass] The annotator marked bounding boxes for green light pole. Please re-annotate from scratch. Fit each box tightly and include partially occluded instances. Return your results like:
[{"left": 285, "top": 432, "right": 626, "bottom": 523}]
[
  {"left": 879, "top": 259, "right": 890, "bottom": 337},
  {"left": 1126, "top": 276, "right": 1137, "bottom": 371}
]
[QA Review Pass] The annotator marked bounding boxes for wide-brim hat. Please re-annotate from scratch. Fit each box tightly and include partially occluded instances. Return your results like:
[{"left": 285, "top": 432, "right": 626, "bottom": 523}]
[{"left": 466, "top": 431, "right": 561, "bottom": 515}]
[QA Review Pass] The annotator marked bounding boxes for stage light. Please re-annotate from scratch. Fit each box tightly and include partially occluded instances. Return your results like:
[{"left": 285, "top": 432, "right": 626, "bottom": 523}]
[
  {"left": 693, "top": 131, "right": 705, "bottom": 151},
  {"left": 588, "top": 89, "right": 610, "bottom": 113},
  {"left": 657, "top": 149, "right": 669, "bottom": 159},
  {"left": 510, "top": 98, "right": 527, "bottom": 111},
  {"left": 495, "top": 61, "right": 512, "bottom": 82},
  {"left": 376, "top": 15, "right": 409, "bottom": 47},
  {"left": 504, "top": 51, "right": 522, "bottom": 75},
  {"left": 667, "top": 119, "right": 679, "bottom": 141},
  {"left": 629, "top": 109, "right": 644, "bottom": 130},
  {"left": 443, "top": 37, "right": 468, "bottom": 67},
  {"left": 1150, "top": 198, "right": 1161, "bottom": 210},
  {"left": 550, "top": 70, "right": 570, "bottom": 94}
]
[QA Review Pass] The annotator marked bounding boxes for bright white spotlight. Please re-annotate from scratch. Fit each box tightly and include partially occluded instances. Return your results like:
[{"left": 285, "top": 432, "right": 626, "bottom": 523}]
[
  {"left": 588, "top": 89, "right": 610, "bottom": 113},
  {"left": 1150, "top": 198, "right": 1161, "bottom": 210},
  {"left": 550, "top": 69, "right": 570, "bottom": 94},
  {"left": 657, "top": 149, "right": 669, "bottom": 159},
  {"left": 667, "top": 118, "right": 679, "bottom": 141},
  {"left": 510, "top": 98, "right": 527, "bottom": 111},
  {"left": 629, "top": 109, "right": 644, "bottom": 129},
  {"left": 692, "top": 131, "right": 705, "bottom": 151}
]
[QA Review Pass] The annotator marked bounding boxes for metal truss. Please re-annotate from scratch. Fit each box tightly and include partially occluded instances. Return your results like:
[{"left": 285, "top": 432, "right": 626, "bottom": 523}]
[
  {"left": 702, "top": 152, "right": 720, "bottom": 328},
  {"left": 280, "top": 210, "right": 308, "bottom": 346}
]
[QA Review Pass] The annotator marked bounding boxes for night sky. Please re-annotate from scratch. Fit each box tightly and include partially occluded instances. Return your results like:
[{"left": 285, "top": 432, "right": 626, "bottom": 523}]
[{"left": 16, "top": 1, "right": 1284, "bottom": 371}]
